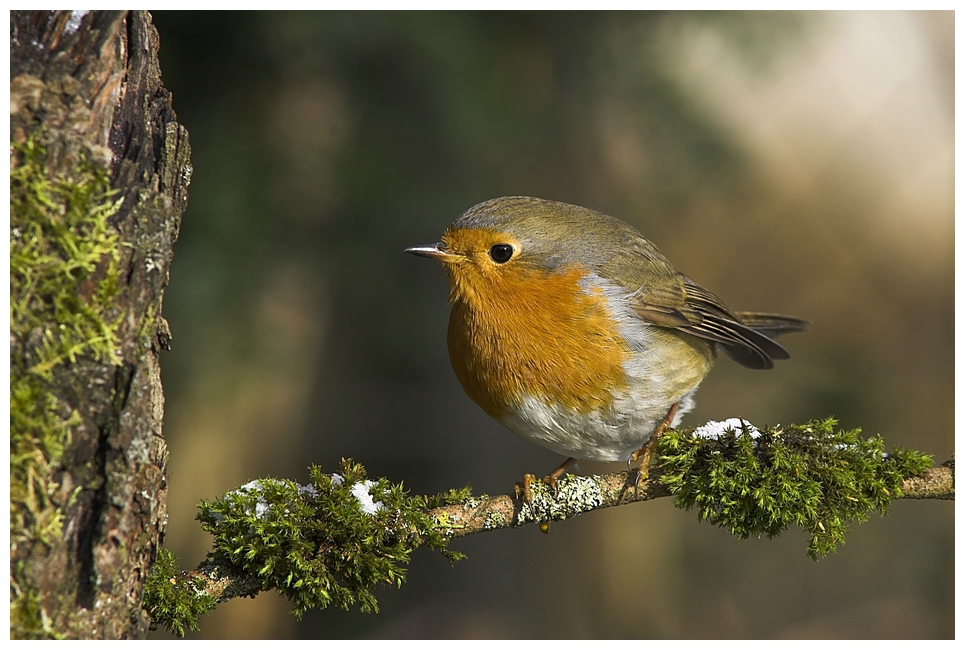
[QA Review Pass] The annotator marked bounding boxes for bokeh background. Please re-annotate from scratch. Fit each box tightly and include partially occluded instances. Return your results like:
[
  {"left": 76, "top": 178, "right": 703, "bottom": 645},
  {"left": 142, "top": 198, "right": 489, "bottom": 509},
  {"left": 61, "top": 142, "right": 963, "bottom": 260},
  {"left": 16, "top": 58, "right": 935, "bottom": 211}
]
[{"left": 149, "top": 11, "right": 953, "bottom": 639}]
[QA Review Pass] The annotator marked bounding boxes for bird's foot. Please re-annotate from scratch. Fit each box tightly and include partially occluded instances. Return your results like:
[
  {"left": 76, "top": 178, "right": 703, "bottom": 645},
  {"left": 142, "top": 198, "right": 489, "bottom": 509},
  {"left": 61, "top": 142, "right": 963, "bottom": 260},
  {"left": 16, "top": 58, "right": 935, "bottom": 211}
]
[
  {"left": 513, "top": 472, "right": 562, "bottom": 505},
  {"left": 629, "top": 403, "right": 681, "bottom": 490},
  {"left": 630, "top": 445, "right": 655, "bottom": 489},
  {"left": 514, "top": 458, "right": 578, "bottom": 534},
  {"left": 513, "top": 473, "right": 555, "bottom": 533}
]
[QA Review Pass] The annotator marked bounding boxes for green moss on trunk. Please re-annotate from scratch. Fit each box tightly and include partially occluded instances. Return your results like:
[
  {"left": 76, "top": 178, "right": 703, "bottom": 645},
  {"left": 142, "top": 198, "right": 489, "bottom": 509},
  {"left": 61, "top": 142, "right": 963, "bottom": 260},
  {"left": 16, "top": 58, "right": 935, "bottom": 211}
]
[{"left": 10, "top": 136, "right": 124, "bottom": 637}]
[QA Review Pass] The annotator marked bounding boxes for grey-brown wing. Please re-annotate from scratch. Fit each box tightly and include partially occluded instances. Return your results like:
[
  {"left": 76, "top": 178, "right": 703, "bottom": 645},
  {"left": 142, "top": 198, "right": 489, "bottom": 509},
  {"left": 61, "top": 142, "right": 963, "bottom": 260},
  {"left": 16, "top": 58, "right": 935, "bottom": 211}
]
[
  {"left": 676, "top": 278, "right": 797, "bottom": 369},
  {"left": 588, "top": 222, "right": 806, "bottom": 370},
  {"left": 626, "top": 272, "right": 805, "bottom": 370}
]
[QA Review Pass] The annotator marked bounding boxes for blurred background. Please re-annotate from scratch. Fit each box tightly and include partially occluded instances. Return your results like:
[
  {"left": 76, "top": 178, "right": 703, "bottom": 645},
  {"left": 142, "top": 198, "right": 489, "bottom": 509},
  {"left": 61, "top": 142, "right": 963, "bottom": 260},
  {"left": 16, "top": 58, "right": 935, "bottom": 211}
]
[{"left": 149, "top": 11, "right": 953, "bottom": 639}]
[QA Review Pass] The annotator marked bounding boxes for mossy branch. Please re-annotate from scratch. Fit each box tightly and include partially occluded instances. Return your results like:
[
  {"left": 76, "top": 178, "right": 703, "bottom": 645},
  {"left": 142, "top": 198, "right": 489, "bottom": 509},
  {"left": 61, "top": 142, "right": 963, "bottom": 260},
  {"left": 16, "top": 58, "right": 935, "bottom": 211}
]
[{"left": 144, "top": 419, "right": 952, "bottom": 636}]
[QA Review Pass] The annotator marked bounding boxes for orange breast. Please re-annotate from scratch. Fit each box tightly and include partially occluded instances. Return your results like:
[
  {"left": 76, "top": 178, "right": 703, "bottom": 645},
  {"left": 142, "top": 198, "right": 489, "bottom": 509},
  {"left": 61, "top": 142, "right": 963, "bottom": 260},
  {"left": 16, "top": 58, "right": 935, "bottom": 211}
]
[{"left": 447, "top": 264, "right": 631, "bottom": 420}]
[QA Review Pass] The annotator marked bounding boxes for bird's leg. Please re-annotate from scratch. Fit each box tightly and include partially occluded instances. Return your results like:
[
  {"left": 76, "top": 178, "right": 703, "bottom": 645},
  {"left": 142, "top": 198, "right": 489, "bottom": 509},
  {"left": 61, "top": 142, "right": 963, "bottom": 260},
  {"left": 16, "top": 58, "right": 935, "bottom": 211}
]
[
  {"left": 629, "top": 402, "right": 679, "bottom": 485},
  {"left": 545, "top": 457, "right": 578, "bottom": 494}
]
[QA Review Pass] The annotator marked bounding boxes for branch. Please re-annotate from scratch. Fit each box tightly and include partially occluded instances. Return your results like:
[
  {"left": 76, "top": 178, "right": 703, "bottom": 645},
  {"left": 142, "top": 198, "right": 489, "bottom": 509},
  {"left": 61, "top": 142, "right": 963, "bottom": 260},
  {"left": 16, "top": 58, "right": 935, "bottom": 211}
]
[
  {"left": 428, "top": 460, "right": 954, "bottom": 539},
  {"left": 181, "top": 459, "right": 955, "bottom": 591},
  {"left": 143, "top": 420, "right": 952, "bottom": 636},
  {"left": 895, "top": 459, "right": 955, "bottom": 500}
]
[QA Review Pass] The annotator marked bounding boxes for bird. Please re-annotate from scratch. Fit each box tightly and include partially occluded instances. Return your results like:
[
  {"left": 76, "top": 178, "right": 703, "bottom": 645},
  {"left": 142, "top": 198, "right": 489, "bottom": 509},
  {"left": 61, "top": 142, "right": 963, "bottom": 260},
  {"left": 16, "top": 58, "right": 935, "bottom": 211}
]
[{"left": 406, "top": 196, "right": 808, "bottom": 505}]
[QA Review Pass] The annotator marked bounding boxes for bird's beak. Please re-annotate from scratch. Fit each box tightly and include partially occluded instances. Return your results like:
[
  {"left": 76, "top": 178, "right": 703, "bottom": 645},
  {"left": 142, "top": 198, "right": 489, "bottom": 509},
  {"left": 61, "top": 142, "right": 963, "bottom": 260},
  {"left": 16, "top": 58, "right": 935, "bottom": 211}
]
[{"left": 405, "top": 242, "right": 459, "bottom": 262}]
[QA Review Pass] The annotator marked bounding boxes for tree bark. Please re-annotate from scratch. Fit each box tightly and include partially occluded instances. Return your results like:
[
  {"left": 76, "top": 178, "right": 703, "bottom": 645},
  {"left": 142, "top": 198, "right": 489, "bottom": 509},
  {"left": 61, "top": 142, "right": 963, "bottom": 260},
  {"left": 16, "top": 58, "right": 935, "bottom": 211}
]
[{"left": 10, "top": 10, "right": 189, "bottom": 638}]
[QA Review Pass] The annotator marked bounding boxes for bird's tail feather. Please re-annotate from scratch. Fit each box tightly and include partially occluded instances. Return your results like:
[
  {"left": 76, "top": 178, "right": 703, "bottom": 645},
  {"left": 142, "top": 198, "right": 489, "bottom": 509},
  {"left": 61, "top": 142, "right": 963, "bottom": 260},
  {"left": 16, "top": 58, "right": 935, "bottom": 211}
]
[{"left": 734, "top": 312, "right": 811, "bottom": 337}]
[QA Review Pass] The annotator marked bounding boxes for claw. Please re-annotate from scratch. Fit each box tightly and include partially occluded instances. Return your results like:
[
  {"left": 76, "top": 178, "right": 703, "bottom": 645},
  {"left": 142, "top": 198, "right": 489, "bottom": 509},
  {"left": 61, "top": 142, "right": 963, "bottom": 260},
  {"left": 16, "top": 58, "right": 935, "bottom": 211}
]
[
  {"left": 634, "top": 460, "right": 651, "bottom": 489},
  {"left": 514, "top": 473, "right": 537, "bottom": 504}
]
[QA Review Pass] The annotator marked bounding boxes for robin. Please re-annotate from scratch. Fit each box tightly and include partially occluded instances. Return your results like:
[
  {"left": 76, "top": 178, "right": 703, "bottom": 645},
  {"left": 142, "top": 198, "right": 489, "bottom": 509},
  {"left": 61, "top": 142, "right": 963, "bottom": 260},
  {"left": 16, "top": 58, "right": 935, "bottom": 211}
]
[{"left": 407, "top": 196, "right": 808, "bottom": 505}]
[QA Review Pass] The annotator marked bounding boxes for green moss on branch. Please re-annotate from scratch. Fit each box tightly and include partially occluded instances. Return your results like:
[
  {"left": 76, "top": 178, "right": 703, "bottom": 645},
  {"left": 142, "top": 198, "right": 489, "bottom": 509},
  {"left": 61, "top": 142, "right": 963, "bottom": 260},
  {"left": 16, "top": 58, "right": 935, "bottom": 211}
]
[
  {"left": 142, "top": 549, "right": 217, "bottom": 637},
  {"left": 658, "top": 417, "right": 934, "bottom": 559},
  {"left": 145, "top": 459, "right": 465, "bottom": 636}
]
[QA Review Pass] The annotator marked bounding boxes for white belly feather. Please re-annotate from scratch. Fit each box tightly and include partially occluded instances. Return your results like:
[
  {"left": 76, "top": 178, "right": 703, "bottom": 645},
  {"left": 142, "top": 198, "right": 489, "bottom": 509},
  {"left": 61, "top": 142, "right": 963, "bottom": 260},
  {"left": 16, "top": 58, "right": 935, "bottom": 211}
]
[{"left": 502, "top": 388, "right": 697, "bottom": 461}]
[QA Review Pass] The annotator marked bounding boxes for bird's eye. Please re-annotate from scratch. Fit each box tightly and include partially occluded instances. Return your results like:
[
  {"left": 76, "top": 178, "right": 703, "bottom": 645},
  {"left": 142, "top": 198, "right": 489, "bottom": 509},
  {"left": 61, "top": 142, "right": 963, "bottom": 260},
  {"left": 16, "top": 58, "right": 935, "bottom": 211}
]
[{"left": 489, "top": 244, "right": 514, "bottom": 263}]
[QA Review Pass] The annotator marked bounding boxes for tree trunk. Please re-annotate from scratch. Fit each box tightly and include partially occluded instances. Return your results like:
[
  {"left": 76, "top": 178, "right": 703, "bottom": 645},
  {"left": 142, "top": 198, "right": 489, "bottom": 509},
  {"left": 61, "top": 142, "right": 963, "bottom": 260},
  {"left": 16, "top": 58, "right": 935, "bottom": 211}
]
[{"left": 10, "top": 10, "right": 189, "bottom": 638}]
